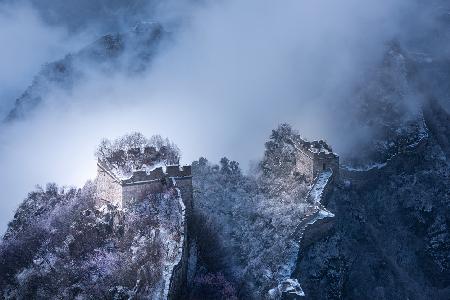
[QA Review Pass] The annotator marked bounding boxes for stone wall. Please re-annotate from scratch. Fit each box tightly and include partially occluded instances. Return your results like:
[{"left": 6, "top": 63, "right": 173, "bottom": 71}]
[
  {"left": 167, "top": 177, "right": 193, "bottom": 300},
  {"left": 95, "top": 164, "right": 122, "bottom": 207},
  {"left": 173, "top": 177, "right": 193, "bottom": 212},
  {"left": 313, "top": 155, "right": 340, "bottom": 179},
  {"left": 122, "top": 180, "right": 165, "bottom": 207},
  {"left": 295, "top": 150, "right": 339, "bottom": 182},
  {"left": 121, "top": 166, "right": 191, "bottom": 185},
  {"left": 167, "top": 165, "right": 192, "bottom": 178},
  {"left": 121, "top": 166, "right": 192, "bottom": 208},
  {"left": 341, "top": 137, "right": 428, "bottom": 189},
  {"left": 300, "top": 217, "right": 335, "bottom": 250}
]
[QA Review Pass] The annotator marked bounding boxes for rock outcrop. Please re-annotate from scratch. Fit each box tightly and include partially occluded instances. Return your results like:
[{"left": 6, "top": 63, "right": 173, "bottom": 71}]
[{"left": 291, "top": 115, "right": 450, "bottom": 299}]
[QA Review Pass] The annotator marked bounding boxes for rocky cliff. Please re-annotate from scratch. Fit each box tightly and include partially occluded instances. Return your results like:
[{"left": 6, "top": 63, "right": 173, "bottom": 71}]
[{"left": 290, "top": 105, "right": 450, "bottom": 300}]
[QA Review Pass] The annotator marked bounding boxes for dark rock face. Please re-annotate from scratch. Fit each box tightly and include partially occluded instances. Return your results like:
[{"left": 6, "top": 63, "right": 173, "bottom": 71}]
[{"left": 293, "top": 135, "right": 450, "bottom": 300}]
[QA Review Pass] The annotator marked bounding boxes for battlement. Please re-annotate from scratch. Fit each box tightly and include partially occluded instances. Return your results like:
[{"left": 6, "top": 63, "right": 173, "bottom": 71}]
[
  {"left": 122, "top": 165, "right": 192, "bottom": 185},
  {"left": 96, "top": 160, "right": 192, "bottom": 208},
  {"left": 166, "top": 165, "right": 192, "bottom": 177},
  {"left": 97, "top": 159, "right": 191, "bottom": 183}
]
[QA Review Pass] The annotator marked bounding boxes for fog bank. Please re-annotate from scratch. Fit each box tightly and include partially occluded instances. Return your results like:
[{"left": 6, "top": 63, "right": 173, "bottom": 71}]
[{"left": 0, "top": 0, "right": 443, "bottom": 233}]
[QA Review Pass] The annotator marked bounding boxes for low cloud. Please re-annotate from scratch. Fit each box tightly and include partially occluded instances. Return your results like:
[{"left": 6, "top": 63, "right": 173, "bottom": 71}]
[
  {"left": 0, "top": 2, "right": 92, "bottom": 117},
  {"left": 0, "top": 0, "right": 443, "bottom": 233}
]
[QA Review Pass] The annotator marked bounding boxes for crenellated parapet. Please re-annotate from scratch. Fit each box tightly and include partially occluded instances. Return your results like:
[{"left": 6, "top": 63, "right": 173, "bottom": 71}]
[
  {"left": 166, "top": 165, "right": 192, "bottom": 178},
  {"left": 121, "top": 165, "right": 191, "bottom": 185},
  {"left": 95, "top": 160, "right": 192, "bottom": 209}
]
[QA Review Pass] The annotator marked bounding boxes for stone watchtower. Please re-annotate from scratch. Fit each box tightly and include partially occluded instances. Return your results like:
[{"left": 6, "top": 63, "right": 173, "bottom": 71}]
[
  {"left": 95, "top": 159, "right": 192, "bottom": 209},
  {"left": 95, "top": 149, "right": 193, "bottom": 300},
  {"left": 294, "top": 139, "right": 339, "bottom": 182}
]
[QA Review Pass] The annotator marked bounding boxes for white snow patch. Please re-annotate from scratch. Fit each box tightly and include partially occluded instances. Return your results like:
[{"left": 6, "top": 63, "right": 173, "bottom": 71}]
[
  {"left": 268, "top": 278, "right": 305, "bottom": 299},
  {"left": 343, "top": 162, "right": 387, "bottom": 172},
  {"left": 279, "top": 279, "right": 305, "bottom": 296},
  {"left": 161, "top": 179, "right": 186, "bottom": 299},
  {"left": 307, "top": 170, "right": 332, "bottom": 204},
  {"left": 271, "top": 170, "right": 335, "bottom": 298}
]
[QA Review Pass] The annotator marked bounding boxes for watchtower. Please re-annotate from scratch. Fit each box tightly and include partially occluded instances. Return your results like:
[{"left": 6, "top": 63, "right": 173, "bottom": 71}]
[
  {"left": 95, "top": 160, "right": 192, "bottom": 209},
  {"left": 294, "top": 139, "right": 339, "bottom": 182}
]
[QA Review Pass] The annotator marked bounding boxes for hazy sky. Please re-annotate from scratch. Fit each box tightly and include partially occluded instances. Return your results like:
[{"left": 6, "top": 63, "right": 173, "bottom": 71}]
[{"left": 0, "top": 0, "right": 444, "bottom": 233}]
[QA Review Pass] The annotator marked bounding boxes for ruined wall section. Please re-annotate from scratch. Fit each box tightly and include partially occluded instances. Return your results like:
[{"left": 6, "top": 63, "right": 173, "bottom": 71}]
[
  {"left": 173, "top": 178, "right": 193, "bottom": 212},
  {"left": 122, "top": 181, "right": 164, "bottom": 207},
  {"left": 166, "top": 172, "right": 193, "bottom": 300},
  {"left": 295, "top": 147, "right": 339, "bottom": 183},
  {"left": 120, "top": 166, "right": 192, "bottom": 208},
  {"left": 95, "top": 164, "right": 123, "bottom": 207},
  {"left": 312, "top": 154, "right": 340, "bottom": 180}
]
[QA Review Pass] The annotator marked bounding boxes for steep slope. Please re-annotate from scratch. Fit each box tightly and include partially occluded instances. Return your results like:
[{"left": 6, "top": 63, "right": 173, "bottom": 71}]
[
  {"left": 3, "top": 0, "right": 162, "bottom": 33},
  {"left": 292, "top": 119, "right": 450, "bottom": 299},
  {"left": 190, "top": 126, "right": 332, "bottom": 299},
  {"left": 0, "top": 135, "right": 187, "bottom": 299},
  {"left": 342, "top": 43, "right": 427, "bottom": 169},
  {"left": 0, "top": 183, "right": 185, "bottom": 299}
]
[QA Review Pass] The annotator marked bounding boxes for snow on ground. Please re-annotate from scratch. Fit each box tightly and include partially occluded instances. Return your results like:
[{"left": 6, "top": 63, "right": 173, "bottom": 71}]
[
  {"left": 107, "top": 161, "right": 167, "bottom": 181},
  {"left": 344, "top": 115, "right": 429, "bottom": 172},
  {"left": 342, "top": 162, "right": 387, "bottom": 172},
  {"left": 307, "top": 170, "right": 332, "bottom": 204},
  {"left": 161, "top": 180, "right": 186, "bottom": 299},
  {"left": 269, "top": 278, "right": 305, "bottom": 299},
  {"left": 270, "top": 170, "right": 335, "bottom": 298}
]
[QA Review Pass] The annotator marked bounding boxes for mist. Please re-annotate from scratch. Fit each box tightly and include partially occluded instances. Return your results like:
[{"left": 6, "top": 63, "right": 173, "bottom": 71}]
[
  {"left": 0, "top": 0, "right": 442, "bottom": 233},
  {"left": 0, "top": 2, "right": 91, "bottom": 118}
]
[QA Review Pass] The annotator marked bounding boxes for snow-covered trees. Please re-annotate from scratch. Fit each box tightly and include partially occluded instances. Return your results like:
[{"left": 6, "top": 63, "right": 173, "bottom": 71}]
[
  {"left": 0, "top": 182, "right": 184, "bottom": 299},
  {"left": 191, "top": 131, "right": 312, "bottom": 298},
  {"left": 259, "top": 123, "right": 309, "bottom": 198},
  {"left": 261, "top": 124, "right": 298, "bottom": 177},
  {"left": 1, "top": 126, "right": 319, "bottom": 299},
  {"left": 96, "top": 132, "right": 180, "bottom": 178}
]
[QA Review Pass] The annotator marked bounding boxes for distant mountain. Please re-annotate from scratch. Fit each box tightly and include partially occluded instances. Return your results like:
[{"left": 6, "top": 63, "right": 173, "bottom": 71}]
[
  {"left": 1, "top": 0, "right": 158, "bottom": 33},
  {"left": 1, "top": 1, "right": 450, "bottom": 299},
  {"left": 5, "top": 22, "right": 165, "bottom": 121}
]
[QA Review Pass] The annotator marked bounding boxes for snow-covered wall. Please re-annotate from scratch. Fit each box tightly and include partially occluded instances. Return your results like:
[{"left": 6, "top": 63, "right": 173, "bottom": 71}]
[
  {"left": 270, "top": 170, "right": 336, "bottom": 299},
  {"left": 95, "top": 162, "right": 192, "bottom": 209},
  {"left": 95, "top": 164, "right": 122, "bottom": 207},
  {"left": 295, "top": 148, "right": 339, "bottom": 183},
  {"left": 341, "top": 136, "right": 428, "bottom": 188},
  {"left": 312, "top": 155, "right": 339, "bottom": 181},
  {"left": 167, "top": 177, "right": 193, "bottom": 300}
]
